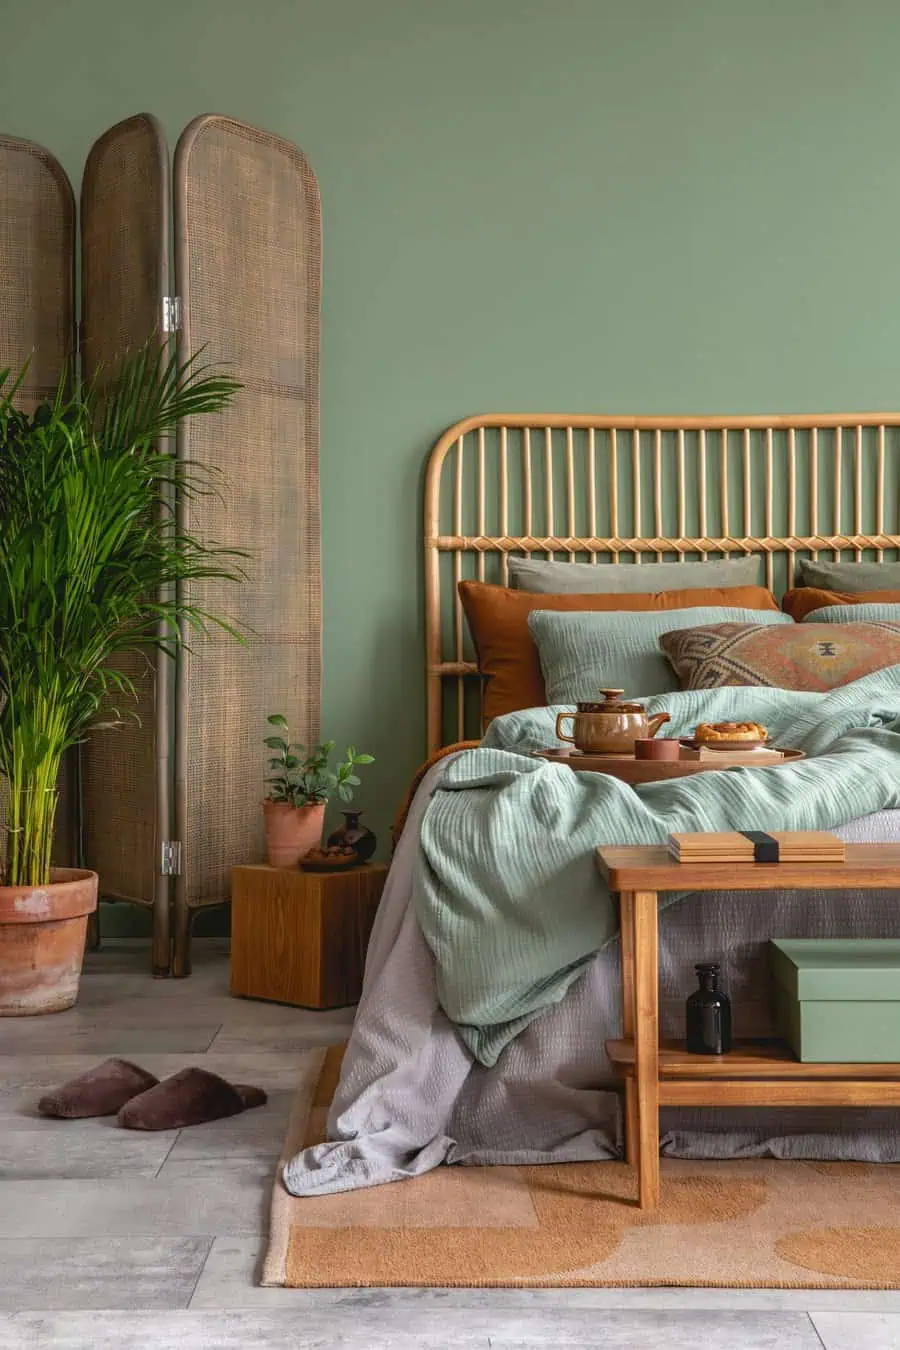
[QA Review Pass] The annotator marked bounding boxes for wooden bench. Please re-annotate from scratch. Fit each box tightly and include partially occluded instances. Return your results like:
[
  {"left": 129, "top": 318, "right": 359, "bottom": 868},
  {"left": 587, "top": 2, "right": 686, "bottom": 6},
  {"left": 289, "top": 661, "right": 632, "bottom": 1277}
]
[{"left": 595, "top": 843, "right": 900, "bottom": 1209}]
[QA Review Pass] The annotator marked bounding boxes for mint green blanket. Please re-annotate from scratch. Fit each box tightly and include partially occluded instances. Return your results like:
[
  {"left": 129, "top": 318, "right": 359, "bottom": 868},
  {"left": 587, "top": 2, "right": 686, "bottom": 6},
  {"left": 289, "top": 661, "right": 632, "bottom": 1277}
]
[{"left": 413, "top": 670, "right": 900, "bottom": 1067}]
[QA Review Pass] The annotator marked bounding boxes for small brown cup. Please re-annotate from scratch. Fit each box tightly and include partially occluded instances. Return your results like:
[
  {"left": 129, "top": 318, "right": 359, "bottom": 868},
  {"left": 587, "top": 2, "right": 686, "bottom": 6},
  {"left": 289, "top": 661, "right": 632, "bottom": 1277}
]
[{"left": 634, "top": 737, "right": 682, "bottom": 762}]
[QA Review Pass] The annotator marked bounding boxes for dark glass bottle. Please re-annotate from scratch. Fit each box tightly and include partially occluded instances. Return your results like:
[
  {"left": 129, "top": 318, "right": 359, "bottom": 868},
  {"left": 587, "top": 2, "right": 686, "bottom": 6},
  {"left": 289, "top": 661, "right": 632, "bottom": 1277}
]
[
  {"left": 326, "top": 809, "right": 377, "bottom": 863},
  {"left": 686, "top": 962, "right": 732, "bottom": 1055}
]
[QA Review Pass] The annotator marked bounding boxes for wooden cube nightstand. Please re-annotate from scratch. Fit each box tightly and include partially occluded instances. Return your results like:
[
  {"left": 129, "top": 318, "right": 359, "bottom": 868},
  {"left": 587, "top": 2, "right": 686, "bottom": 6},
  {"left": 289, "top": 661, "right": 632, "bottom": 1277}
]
[{"left": 230, "top": 863, "right": 388, "bottom": 1009}]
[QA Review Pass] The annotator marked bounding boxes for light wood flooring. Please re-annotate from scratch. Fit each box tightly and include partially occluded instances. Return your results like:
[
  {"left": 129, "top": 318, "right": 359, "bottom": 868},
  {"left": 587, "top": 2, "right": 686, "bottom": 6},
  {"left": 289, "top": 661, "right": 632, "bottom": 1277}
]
[{"left": 0, "top": 940, "right": 896, "bottom": 1348}]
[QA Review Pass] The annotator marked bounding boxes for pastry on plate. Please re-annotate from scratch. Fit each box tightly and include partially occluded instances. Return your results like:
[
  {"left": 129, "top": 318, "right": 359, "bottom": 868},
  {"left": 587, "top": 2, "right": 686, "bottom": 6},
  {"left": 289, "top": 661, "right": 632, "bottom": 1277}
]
[{"left": 693, "top": 720, "right": 768, "bottom": 744}]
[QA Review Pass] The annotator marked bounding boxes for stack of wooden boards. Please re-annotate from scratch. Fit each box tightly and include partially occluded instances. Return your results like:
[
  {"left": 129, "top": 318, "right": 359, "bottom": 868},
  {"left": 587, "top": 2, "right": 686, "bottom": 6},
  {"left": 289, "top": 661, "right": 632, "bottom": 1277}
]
[{"left": 668, "top": 830, "right": 846, "bottom": 864}]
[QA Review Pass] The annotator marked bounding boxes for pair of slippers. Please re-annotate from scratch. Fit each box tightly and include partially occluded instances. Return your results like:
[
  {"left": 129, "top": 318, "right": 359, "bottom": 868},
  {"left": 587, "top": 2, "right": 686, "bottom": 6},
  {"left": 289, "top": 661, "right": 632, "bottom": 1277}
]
[{"left": 38, "top": 1058, "right": 267, "bottom": 1130}]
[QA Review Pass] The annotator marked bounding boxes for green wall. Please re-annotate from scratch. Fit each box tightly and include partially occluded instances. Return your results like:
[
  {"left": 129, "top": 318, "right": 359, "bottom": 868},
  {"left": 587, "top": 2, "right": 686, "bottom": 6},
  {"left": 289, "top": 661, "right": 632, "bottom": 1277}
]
[{"left": 3, "top": 0, "right": 900, "bottom": 854}]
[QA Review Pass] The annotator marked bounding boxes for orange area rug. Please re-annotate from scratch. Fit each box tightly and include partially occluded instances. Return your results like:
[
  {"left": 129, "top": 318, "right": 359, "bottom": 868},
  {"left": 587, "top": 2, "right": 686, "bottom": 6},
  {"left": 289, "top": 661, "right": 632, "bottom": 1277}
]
[{"left": 262, "top": 1045, "right": 900, "bottom": 1288}]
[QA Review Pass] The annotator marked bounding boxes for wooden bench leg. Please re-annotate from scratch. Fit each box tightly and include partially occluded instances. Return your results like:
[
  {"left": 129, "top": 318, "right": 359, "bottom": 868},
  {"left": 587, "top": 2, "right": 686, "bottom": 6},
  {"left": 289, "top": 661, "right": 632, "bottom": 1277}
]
[
  {"left": 624, "top": 1078, "right": 639, "bottom": 1166},
  {"left": 633, "top": 888, "right": 660, "bottom": 1209},
  {"left": 619, "top": 891, "right": 638, "bottom": 1165}
]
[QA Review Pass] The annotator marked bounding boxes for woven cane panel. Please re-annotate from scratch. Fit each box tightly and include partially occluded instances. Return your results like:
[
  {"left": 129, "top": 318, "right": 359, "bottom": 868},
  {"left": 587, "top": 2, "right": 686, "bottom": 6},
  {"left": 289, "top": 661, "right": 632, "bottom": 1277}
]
[
  {"left": 0, "top": 137, "right": 75, "bottom": 866},
  {"left": 180, "top": 635, "right": 320, "bottom": 903},
  {"left": 79, "top": 650, "right": 159, "bottom": 905},
  {"left": 79, "top": 114, "right": 169, "bottom": 903},
  {"left": 0, "top": 135, "right": 74, "bottom": 408},
  {"left": 80, "top": 113, "right": 167, "bottom": 370},
  {"left": 175, "top": 116, "right": 321, "bottom": 906}
]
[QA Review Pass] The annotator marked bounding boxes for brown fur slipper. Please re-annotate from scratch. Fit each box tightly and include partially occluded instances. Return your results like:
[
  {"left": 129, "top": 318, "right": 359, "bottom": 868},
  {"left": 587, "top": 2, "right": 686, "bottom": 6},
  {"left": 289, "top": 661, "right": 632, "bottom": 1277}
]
[
  {"left": 38, "top": 1058, "right": 159, "bottom": 1119},
  {"left": 117, "top": 1067, "right": 267, "bottom": 1131}
]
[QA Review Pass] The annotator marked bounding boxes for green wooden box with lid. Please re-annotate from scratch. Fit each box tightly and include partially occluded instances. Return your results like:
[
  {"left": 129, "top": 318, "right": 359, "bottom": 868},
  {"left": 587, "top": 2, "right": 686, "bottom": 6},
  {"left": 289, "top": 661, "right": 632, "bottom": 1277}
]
[{"left": 770, "top": 939, "right": 900, "bottom": 1063}]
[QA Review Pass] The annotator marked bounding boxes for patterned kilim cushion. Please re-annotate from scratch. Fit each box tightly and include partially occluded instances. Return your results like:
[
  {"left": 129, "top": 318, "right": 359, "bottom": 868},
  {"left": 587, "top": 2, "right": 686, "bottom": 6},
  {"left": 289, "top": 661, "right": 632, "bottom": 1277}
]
[{"left": 660, "top": 621, "right": 900, "bottom": 691}]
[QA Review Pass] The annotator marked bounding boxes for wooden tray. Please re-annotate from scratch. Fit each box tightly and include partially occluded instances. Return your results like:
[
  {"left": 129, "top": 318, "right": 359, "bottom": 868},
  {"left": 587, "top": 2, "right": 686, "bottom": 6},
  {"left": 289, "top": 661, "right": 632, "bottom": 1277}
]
[{"left": 532, "top": 746, "right": 805, "bottom": 785}]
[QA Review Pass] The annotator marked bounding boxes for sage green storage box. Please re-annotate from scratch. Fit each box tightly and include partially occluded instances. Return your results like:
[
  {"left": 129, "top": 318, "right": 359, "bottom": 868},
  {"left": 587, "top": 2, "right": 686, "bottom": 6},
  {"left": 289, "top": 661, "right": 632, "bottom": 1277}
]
[{"left": 770, "top": 939, "right": 900, "bottom": 1063}]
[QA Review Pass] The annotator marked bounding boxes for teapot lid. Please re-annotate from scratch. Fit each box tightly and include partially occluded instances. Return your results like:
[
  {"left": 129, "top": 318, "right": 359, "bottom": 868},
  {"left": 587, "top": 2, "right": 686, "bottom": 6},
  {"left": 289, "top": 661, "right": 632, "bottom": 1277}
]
[{"left": 577, "top": 688, "right": 646, "bottom": 713}]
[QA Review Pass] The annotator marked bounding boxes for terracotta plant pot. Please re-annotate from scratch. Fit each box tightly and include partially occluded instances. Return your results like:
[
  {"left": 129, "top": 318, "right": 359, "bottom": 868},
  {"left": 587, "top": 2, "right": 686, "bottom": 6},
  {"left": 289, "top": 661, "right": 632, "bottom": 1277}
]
[
  {"left": 0, "top": 868, "right": 98, "bottom": 1017},
  {"left": 263, "top": 800, "right": 326, "bottom": 868}
]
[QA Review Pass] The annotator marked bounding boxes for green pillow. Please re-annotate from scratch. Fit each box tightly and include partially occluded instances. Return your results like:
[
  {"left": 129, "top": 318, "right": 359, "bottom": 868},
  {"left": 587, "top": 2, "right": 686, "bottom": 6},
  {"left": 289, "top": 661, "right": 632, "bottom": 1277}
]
[
  {"left": 528, "top": 606, "right": 793, "bottom": 702},
  {"left": 796, "top": 558, "right": 900, "bottom": 593},
  {"left": 804, "top": 603, "right": 900, "bottom": 624},
  {"left": 507, "top": 555, "right": 763, "bottom": 594}
]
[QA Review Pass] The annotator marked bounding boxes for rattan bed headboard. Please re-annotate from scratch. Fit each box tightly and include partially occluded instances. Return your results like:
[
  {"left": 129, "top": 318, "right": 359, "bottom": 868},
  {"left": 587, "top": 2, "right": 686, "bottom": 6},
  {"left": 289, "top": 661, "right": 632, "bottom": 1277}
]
[{"left": 424, "top": 412, "right": 900, "bottom": 752}]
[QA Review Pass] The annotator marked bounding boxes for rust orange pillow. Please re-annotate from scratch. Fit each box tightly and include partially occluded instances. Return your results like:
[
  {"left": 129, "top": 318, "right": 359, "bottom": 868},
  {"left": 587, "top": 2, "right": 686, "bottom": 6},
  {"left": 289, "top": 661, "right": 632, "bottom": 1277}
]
[
  {"left": 782, "top": 587, "right": 900, "bottom": 622},
  {"left": 661, "top": 621, "right": 900, "bottom": 692},
  {"left": 458, "top": 581, "right": 780, "bottom": 724}
]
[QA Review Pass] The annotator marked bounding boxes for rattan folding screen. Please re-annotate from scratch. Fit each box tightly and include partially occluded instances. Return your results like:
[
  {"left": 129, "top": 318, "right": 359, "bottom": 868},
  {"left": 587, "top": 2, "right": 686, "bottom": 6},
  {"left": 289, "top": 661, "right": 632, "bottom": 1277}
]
[{"left": 0, "top": 114, "right": 322, "bottom": 976}]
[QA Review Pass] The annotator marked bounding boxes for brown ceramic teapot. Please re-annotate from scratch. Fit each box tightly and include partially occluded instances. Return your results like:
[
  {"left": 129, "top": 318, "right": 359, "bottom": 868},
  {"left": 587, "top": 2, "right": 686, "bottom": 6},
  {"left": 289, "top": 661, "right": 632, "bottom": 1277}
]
[{"left": 554, "top": 689, "right": 671, "bottom": 755}]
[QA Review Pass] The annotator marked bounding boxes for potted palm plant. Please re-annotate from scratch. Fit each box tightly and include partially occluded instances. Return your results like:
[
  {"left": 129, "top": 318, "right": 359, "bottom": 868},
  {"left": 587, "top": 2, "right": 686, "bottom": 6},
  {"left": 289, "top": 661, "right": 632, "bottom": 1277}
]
[
  {"left": 263, "top": 715, "right": 374, "bottom": 867},
  {"left": 0, "top": 341, "right": 242, "bottom": 1015}
]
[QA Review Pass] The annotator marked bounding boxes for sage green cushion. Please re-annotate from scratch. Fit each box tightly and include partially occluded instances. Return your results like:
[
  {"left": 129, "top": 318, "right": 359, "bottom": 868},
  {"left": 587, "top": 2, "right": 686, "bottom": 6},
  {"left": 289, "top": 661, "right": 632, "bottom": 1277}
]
[
  {"left": 507, "top": 555, "right": 763, "bottom": 594},
  {"left": 795, "top": 558, "right": 900, "bottom": 593},
  {"left": 804, "top": 603, "right": 900, "bottom": 624},
  {"left": 527, "top": 606, "right": 793, "bottom": 701}
]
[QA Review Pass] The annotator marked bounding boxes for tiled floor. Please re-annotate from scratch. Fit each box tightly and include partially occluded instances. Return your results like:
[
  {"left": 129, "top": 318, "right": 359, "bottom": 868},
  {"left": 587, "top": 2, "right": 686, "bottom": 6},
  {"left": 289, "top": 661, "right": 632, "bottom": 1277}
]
[{"left": 2, "top": 942, "right": 899, "bottom": 1348}]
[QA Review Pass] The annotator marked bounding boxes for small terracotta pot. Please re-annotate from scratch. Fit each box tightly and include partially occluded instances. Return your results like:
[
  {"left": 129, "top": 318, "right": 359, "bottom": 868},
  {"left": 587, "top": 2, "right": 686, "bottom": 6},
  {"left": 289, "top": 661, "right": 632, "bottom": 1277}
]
[
  {"left": 634, "top": 737, "right": 682, "bottom": 762},
  {"left": 0, "top": 868, "right": 98, "bottom": 1017},
  {"left": 263, "top": 800, "right": 326, "bottom": 868}
]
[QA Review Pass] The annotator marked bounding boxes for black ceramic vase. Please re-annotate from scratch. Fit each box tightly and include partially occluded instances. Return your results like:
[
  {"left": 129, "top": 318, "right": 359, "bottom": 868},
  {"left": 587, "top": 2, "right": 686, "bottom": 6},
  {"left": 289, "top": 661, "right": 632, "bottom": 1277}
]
[
  {"left": 326, "top": 809, "right": 377, "bottom": 863},
  {"left": 686, "top": 962, "right": 732, "bottom": 1055}
]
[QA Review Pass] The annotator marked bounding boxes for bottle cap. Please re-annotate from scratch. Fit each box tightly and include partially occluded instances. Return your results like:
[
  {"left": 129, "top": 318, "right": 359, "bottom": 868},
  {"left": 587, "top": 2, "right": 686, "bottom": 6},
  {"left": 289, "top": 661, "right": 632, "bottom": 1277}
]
[{"left": 695, "top": 962, "right": 720, "bottom": 975}]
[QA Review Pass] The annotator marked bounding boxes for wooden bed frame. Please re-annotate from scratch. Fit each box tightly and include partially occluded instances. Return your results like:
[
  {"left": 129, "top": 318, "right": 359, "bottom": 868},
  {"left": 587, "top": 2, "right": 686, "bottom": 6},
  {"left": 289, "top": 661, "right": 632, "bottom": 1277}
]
[{"left": 424, "top": 413, "right": 900, "bottom": 753}]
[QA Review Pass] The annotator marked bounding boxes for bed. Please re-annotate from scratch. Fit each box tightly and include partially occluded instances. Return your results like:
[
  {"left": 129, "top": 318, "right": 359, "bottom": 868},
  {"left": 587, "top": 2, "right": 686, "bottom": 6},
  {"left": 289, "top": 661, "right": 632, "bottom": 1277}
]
[{"left": 286, "top": 412, "right": 900, "bottom": 1198}]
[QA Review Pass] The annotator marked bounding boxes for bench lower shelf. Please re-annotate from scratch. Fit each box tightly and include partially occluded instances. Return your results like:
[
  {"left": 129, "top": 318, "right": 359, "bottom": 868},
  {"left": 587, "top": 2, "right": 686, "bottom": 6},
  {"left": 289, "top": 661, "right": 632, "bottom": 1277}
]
[{"left": 606, "top": 1038, "right": 900, "bottom": 1106}]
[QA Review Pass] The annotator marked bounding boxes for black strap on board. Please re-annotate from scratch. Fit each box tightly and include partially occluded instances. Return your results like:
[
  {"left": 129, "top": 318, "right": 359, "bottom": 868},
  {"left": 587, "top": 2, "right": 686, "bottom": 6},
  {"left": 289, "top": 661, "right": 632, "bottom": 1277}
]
[{"left": 740, "top": 830, "right": 779, "bottom": 863}]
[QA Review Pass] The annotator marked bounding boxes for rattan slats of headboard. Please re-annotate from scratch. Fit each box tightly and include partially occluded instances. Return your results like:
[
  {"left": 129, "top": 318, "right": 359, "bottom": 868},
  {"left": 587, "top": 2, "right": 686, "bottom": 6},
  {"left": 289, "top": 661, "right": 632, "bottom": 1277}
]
[{"left": 424, "top": 412, "right": 900, "bottom": 753}]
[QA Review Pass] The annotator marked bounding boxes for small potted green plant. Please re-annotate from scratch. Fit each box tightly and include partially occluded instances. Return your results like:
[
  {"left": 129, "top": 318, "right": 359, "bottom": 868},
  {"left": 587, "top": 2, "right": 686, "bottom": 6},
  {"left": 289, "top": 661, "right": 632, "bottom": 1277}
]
[{"left": 262, "top": 715, "right": 374, "bottom": 867}]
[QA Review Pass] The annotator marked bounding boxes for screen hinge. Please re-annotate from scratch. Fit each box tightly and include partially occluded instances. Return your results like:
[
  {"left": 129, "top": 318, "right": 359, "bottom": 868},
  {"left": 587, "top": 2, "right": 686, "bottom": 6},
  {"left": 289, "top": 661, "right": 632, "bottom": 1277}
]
[
  {"left": 161, "top": 296, "right": 182, "bottom": 333},
  {"left": 161, "top": 840, "right": 183, "bottom": 876}
]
